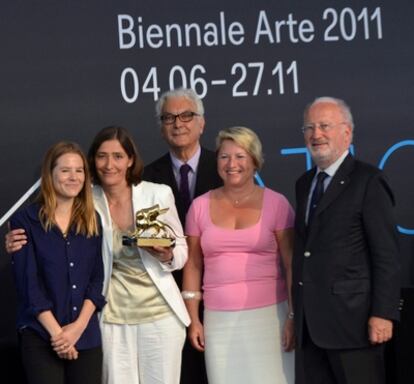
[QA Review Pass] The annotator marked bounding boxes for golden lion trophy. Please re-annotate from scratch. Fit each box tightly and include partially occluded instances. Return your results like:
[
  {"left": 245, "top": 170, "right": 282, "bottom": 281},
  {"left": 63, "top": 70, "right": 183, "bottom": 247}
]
[{"left": 122, "top": 204, "right": 178, "bottom": 247}]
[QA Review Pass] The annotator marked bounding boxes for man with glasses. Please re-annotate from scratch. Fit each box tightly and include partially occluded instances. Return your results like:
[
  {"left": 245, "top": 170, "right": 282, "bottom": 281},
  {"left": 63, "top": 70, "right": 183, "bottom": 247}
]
[
  {"left": 144, "top": 88, "right": 221, "bottom": 227},
  {"left": 143, "top": 88, "right": 221, "bottom": 384},
  {"left": 292, "top": 96, "right": 401, "bottom": 384}
]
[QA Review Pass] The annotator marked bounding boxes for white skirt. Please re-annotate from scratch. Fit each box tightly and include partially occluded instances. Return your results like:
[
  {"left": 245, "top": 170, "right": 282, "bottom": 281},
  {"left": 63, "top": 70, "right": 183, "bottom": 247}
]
[{"left": 204, "top": 303, "right": 294, "bottom": 384}]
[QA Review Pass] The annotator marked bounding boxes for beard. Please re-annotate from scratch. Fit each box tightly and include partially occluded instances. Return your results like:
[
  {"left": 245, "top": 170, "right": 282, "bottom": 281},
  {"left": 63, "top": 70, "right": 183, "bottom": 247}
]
[{"left": 308, "top": 145, "right": 340, "bottom": 168}]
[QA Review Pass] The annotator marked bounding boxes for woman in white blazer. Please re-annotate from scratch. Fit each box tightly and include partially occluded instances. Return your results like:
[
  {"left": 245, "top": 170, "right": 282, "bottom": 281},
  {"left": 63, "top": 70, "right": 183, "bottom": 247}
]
[{"left": 88, "top": 126, "right": 190, "bottom": 384}]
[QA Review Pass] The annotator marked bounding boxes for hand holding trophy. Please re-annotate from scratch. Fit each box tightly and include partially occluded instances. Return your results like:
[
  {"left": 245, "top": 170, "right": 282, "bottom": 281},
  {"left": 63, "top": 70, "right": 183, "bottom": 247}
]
[{"left": 122, "top": 204, "right": 179, "bottom": 248}]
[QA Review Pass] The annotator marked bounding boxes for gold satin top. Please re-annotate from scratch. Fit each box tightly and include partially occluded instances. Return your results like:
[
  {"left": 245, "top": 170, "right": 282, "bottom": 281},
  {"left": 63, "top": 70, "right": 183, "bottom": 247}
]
[{"left": 103, "top": 225, "right": 172, "bottom": 324}]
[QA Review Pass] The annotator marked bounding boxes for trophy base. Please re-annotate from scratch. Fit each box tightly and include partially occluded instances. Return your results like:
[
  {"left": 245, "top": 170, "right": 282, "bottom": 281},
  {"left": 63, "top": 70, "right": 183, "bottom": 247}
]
[
  {"left": 137, "top": 237, "right": 175, "bottom": 247},
  {"left": 122, "top": 235, "right": 175, "bottom": 248}
]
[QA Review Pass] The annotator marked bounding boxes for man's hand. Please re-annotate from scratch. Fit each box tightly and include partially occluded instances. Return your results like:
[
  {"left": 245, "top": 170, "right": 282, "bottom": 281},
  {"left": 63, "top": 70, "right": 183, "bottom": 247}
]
[
  {"left": 368, "top": 316, "right": 393, "bottom": 344},
  {"left": 5, "top": 227, "right": 27, "bottom": 253}
]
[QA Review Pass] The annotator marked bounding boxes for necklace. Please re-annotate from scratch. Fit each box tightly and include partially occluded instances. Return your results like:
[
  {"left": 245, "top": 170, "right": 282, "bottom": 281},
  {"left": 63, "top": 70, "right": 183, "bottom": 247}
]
[{"left": 223, "top": 186, "right": 257, "bottom": 206}]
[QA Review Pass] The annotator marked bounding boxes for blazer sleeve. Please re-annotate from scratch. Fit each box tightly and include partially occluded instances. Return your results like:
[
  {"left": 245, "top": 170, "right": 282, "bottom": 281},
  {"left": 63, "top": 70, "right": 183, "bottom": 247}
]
[{"left": 362, "top": 173, "right": 401, "bottom": 320}]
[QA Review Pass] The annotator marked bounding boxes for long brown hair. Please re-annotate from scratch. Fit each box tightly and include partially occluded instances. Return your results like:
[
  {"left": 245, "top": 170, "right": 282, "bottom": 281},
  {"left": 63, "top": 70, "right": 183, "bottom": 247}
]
[{"left": 38, "top": 141, "right": 99, "bottom": 237}]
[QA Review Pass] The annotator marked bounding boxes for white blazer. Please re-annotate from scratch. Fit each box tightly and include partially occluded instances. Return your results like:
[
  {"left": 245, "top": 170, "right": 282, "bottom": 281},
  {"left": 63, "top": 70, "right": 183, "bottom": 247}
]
[{"left": 93, "top": 181, "right": 190, "bottom": 326}]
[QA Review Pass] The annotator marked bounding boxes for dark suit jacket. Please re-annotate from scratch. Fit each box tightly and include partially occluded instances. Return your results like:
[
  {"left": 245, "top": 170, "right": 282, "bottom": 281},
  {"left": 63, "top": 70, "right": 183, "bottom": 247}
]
[
  {"left": 292, "top": 154, "right": 401, "bottom": 350},
  {"left": 143, "top": 147, "right": 222, "bottom": 227}
]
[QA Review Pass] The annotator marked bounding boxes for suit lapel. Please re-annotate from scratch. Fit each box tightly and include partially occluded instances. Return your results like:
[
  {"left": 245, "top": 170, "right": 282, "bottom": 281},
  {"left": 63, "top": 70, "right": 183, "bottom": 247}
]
[
  {"left": 297, "top": 169, "right": 315, "bottom": 236},
  {"left": 153, "top": 153, "right": 179, "bottom": 196},
  {"left": 305, "top": 154, "right": 355, "bottom": 243},
  {"left": 194, "top": 148, "right": 211, "bottom": 197},
  {"left": 152, "top": 153, "right": 188, "bottom": 224},
  {"left": 314, "top": 154, "right": 354, "bottom": 216}
]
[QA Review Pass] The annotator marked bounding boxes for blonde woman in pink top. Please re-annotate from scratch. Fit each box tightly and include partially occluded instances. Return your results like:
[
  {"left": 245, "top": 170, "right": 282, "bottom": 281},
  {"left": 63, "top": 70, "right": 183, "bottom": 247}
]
[{"left": 183, "top": 127, "right": 295, "bottom": 384}]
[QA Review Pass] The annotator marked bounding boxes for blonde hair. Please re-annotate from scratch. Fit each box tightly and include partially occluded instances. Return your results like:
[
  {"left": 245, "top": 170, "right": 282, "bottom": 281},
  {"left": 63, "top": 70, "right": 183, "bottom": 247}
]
[
  {"left": 38, "top": 141, "right": 99, "bottom": 237},
  {"left": 216, "top": 126, "right": 264, "bottom": 169}
]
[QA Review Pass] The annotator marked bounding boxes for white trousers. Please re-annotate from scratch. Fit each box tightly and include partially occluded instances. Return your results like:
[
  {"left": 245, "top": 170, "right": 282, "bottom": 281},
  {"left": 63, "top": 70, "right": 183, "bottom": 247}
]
[{"left": 101, "top": 315, "right": 186, "bottom": 384}]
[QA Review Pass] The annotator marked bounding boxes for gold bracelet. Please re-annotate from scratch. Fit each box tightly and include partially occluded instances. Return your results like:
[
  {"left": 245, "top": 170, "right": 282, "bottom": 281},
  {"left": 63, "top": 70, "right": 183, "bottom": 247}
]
[{"left": 181, "top": 291, "right": 203, "bottom": 300}]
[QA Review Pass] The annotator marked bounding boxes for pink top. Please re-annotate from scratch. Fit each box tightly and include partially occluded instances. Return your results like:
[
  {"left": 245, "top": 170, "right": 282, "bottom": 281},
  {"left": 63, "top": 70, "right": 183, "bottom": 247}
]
[{"left": 185, "top": 188, "right": 294, "bottom": 311}]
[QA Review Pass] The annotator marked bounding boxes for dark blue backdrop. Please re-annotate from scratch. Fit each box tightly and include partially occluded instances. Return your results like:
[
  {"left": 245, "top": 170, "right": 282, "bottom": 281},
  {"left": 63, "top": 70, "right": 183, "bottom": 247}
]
[{"left": 1, "top": 1, "right": 413, "bottom": 382}]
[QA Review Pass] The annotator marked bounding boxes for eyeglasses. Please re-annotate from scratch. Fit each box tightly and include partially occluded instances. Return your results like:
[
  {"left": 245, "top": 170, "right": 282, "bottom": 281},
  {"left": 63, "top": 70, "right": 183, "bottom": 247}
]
[
  {"left": 301, "top": 122, "right": 347, "bottom": 134},
  {"left": 160, "top": 111, "right": 200, "bottom": 125}
]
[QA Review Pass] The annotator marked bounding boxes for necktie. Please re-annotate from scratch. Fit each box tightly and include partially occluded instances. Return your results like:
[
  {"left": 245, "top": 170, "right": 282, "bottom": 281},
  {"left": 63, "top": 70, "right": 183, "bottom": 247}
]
[
  {"left": 179, "top": 164, "right": 192, "bottom": 213},
  {"left": 308, "top": 171, "right": 328, "bottom": 226}
]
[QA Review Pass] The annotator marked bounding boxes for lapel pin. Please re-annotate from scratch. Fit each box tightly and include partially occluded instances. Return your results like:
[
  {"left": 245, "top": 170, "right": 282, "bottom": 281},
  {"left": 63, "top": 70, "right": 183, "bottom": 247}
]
[{"left": 340, "top": 180, "right": 345, "bottom": 184}]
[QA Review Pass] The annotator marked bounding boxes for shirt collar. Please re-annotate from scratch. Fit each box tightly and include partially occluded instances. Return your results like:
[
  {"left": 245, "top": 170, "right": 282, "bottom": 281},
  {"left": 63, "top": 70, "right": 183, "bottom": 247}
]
[
  {"left": 317, "top": 150, "right": 349, "bottom": 178},
  {"left": 169, "top": 145, "right": 201, "bottom": 173}
]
